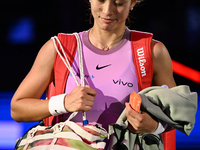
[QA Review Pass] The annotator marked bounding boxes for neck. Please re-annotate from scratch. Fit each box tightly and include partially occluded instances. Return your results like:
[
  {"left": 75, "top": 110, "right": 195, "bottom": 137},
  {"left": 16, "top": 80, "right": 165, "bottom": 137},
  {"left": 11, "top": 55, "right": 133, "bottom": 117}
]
[{"left": 89, "top": 26, "right": 126, "bottom": 51}]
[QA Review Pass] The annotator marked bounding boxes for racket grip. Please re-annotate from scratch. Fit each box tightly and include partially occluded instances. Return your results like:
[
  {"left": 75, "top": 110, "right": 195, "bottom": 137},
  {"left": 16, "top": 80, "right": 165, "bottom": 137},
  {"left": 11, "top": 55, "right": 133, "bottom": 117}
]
[{"left": 129, "top": 92, "right": 142, "bottom": 113}]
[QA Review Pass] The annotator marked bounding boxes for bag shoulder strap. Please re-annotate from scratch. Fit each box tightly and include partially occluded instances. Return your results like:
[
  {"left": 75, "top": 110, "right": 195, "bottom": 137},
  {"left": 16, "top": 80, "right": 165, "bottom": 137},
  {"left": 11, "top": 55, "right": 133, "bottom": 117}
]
[
  {"left": 54, "top": 33, "right": 77, "bottom": 95},
  {"left": 130, "top": 30, "right": 153, "bottom": 91},
  {"left": 44, "top": 33, "right": 77, "bottom": 126}
]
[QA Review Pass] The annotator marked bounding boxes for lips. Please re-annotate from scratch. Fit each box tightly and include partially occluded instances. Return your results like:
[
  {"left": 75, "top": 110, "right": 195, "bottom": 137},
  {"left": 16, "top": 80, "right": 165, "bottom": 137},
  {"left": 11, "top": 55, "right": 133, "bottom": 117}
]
[{"left": 101, "top": 17, "right": 115, "bottom": 23}]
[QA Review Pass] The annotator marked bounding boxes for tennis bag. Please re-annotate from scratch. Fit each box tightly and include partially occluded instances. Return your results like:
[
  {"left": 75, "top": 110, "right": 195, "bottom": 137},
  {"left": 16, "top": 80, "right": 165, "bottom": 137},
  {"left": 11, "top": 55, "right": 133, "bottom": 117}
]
[{"left": 15, "top": 113, "right": 108, "bottom": 150}]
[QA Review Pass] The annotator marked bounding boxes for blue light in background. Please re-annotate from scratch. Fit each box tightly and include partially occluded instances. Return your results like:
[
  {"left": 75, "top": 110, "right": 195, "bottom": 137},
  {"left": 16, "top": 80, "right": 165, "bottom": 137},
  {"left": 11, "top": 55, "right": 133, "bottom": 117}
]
[
  {"left": 186, "top": 6, "right": 200, "bottom": 48},
  {"left": 7, "top": 17, "right": 35, "bottom": 45},
  {"left": 176, "top": 100, "right": 200, "bottom": 149},
  {"left": 0, "top": 121, "right": 22, "bottom": 149},
  {"left": 0, "top": 92, "right": 39, "bottom": 149}
]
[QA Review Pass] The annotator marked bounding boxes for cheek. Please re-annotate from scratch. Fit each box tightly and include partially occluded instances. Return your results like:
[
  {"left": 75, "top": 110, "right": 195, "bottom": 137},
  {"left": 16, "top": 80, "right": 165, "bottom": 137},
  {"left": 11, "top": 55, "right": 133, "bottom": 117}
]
[
  {"left": 117, "top": 9, "right": 130, "bottom": 22},
  {"left": 91, "top": 2, "right": 102, "bottom": 17},
  {"left": 91, "top": 6, "right": 97, "bottom": 18}
]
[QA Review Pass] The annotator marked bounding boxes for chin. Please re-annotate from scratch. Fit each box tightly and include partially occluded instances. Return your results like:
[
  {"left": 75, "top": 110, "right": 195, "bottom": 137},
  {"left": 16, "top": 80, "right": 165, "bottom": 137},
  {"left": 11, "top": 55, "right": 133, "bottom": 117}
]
[{"left": 98, "top": 22, "right": 117, "bottom": 31}]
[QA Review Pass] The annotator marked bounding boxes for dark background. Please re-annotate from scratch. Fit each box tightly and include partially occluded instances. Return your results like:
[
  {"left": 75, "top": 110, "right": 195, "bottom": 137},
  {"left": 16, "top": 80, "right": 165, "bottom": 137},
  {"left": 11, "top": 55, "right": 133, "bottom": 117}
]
[
  {"left": 0, "top": 1, "right": 199, "bottom": 149},
  {"left": 0, "top": 0, "right": 199, "bottom": 91}
]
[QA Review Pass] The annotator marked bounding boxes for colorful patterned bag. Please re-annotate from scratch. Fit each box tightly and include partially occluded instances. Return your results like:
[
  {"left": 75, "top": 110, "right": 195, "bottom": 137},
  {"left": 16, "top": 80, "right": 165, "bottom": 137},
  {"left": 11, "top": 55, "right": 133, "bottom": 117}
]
[{"left": 15, "top": 113, "right": 108, "bottom": 150}]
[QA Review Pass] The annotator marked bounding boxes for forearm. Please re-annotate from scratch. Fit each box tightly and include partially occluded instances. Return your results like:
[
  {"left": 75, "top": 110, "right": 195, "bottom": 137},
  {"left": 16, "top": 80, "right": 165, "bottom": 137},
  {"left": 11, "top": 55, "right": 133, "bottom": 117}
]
[{"left": 11, "top": 98, "right": 51, "bottom": 122}]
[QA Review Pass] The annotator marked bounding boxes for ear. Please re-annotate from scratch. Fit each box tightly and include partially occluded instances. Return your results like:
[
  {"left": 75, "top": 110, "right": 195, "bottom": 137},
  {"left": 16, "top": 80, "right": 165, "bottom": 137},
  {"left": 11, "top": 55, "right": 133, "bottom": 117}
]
[{"left": 131, "top": 0, "right": 137, "bottom": 8}]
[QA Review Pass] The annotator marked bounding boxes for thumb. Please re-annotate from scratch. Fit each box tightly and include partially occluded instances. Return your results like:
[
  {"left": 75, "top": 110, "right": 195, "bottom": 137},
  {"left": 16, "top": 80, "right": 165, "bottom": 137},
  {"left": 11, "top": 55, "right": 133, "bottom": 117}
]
[{"left": 85, "top": 85, "right": 91, "bottom": 88}]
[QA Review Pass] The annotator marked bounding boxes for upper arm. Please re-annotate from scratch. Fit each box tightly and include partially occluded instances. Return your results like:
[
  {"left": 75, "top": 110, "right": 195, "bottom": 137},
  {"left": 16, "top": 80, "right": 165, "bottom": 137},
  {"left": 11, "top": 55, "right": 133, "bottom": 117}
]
[
  {"left": 12, "top": 39, "right": 57, "bottom": 101},
  {"left": 151, "top": 40, "right": 176, "bottom": 88}
]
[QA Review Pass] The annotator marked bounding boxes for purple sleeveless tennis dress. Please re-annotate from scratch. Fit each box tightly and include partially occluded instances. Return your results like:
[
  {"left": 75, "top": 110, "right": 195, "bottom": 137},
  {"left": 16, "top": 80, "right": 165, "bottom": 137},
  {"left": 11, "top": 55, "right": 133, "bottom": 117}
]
[{"left": 63, "top": 29, "right": 138, "bottom": 131}]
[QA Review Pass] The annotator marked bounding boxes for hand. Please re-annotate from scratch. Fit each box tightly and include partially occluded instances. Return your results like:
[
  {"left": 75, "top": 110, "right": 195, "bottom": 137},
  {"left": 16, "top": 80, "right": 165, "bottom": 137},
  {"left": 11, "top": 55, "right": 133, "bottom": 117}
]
[
  {"left": 64, "top": 85, "right": 97, "bottom": 112},
  {"left": 125, "top": 103, "right": 158, "bottom": 134}
]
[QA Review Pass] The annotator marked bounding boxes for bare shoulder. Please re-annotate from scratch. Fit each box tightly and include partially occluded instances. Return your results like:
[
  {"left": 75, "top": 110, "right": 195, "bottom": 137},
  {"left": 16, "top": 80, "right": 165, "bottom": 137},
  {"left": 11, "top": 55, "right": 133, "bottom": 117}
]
[
  {"left": 151, "top": 40, "right": 170, "bottom": 60},
  {"left": 151, "top": 39, "right": 171, "bottom": 73},
  {"left": 28, "top": 39, "right": 56, "bottom": 82},
  {"left": 35, "top": 39, "right": 57, "bottom": 66},
  {"left": 151, "top": 39, "right": 176, "bottom": 87},
  {"left": 12, "top": 39, "right": 57, "bottom": 100}
]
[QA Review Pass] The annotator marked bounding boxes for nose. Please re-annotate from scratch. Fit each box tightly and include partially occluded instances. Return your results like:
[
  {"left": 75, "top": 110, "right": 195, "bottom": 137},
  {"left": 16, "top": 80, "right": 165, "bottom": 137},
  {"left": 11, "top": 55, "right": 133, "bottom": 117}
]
[{"left": 101, "top": 1, "right": 114, "bottom": 16}]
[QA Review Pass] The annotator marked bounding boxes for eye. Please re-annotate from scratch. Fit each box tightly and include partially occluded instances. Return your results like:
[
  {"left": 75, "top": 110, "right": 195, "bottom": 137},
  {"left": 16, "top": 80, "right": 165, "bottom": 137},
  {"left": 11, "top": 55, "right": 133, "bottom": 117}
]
[
  {"left": 114, "top": 1, "right": 125, "bottom": 6},
  {"left": 98, "top": 0, "right": 105, "bottom": 2},
  {"left": 115, "top": 2, "right": 124, "bottom": 6}
]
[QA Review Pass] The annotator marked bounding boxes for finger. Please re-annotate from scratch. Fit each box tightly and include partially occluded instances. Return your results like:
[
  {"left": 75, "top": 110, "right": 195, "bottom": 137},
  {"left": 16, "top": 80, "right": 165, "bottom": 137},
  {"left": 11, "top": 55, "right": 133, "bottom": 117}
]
[
  {"left": 84, "top": 100, "right": 94, "bottom": 107},
  {"left": 77, "top": 86, "right": 96, "bottom": 98},
  {"left": 77, "top": 99, "right": 93, "bottom": 111},
  {"left": 127, "top": 113, "right": 138, "bottom": 126},
  {"left": 84, "top": 85, "right": 97, "bottom": 96},
  {"left": 85, "top": 94, "right": 95, "bottom": 102},
  {"left": 82, "top": 105, "right": 92, "bottom": 111},
  {"left": 126, "top": 103, "right": 143, "bottom": 125},
  {"left": 128, "top": 123, "right": 139, "bottom": 133},
  {"left": 85, "top": 85, "right": 91, "bottom": 88},
  {"left": 126, "top": 103, "right": 140, "bottom": 118},
  {"left": 78, "top": 96, "right": 94, "bottom": 108},
  {"left": 127, "top": 118, "right": 142, "bottom": 133}
]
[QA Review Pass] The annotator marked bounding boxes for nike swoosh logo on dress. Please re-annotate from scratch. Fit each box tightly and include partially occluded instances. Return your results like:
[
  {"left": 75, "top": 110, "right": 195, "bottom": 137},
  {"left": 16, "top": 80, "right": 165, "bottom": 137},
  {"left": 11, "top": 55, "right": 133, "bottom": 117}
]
[{"left": 96, "top": 64, "right": 111, "bottom": 70}]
